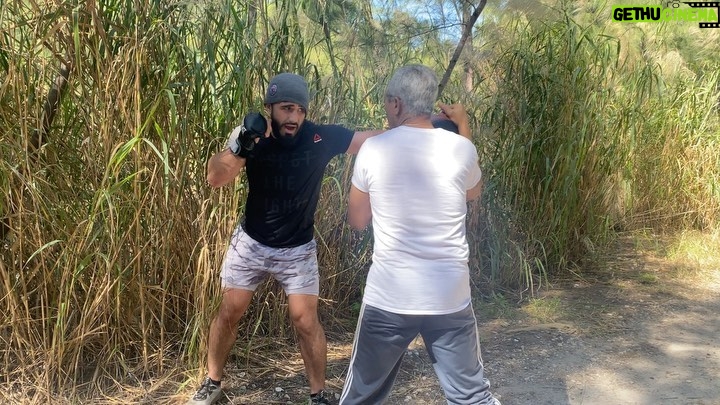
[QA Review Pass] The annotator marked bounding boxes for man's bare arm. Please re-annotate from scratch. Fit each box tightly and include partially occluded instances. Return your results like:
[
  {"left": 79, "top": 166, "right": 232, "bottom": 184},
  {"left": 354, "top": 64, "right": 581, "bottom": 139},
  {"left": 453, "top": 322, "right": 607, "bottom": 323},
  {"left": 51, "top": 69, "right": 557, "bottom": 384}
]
[
  {"left": 346, "top": 129, "right": 384, "bottom": 155},
  {"left": 467, "top": 179, "right": 483, "bottom": 201},
  {"left": 347, "top": 185, "right": 372, "bottom": 230},
  {"left": 207, "top": 149, "right": 246, "bottom": 188}
]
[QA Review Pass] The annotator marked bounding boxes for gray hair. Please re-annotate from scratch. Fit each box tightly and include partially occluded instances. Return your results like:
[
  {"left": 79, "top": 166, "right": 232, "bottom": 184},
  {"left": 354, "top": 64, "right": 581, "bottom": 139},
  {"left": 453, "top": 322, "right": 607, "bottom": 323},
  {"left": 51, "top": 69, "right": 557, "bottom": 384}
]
[{"left": 385, "top": 64, "right": 438, "bottom": 117}]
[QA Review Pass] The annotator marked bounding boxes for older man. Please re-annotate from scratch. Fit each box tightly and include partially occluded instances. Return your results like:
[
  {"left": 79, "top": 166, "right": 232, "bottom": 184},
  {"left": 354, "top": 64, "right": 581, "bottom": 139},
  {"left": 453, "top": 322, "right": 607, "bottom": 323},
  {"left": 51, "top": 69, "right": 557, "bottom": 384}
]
[{"left": 340, "top": 64, "right": 501, "bottom": 405}]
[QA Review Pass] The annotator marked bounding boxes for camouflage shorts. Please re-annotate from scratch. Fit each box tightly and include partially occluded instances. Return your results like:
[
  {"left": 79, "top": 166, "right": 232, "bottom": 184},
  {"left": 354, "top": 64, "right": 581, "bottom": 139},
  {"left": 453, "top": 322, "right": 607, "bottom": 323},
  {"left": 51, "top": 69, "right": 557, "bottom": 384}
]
[{"left": 220, "top": 226, "right": 319, "bottom": 295}]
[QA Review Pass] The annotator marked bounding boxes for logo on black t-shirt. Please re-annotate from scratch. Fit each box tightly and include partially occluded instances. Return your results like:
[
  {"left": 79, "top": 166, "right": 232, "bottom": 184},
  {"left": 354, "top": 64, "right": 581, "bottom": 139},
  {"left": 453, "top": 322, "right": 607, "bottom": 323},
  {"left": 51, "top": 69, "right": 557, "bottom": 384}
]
[{"left": 313, "top": 133, "right": 322, "bottom": 143}]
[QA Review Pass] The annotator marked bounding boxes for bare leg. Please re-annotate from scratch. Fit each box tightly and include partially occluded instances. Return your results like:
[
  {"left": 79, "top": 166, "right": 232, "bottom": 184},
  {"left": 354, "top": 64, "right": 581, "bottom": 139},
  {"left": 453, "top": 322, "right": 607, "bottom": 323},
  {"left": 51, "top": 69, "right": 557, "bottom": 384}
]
[
  {"left": 288, "top": 294, "right": 327, "bottom": 394},
  {"left": 207, "top": 288, "right": 255, "bottom": 381}
]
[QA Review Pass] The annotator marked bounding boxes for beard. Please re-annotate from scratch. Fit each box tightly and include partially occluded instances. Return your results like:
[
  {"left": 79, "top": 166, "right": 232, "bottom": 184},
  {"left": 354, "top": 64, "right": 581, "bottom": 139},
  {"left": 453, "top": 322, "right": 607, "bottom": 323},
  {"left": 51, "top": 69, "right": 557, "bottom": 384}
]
[{"left": 270, "top": 116, "right": 301, "bottom": 148}]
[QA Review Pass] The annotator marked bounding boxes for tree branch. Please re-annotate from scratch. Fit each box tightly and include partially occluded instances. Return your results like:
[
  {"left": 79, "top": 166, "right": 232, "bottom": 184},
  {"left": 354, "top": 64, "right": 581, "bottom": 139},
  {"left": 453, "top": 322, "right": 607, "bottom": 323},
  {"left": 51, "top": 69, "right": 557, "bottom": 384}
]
[
  {"left": 2, "top": 61, "right": 72, "bottom": 242},
  {"left": 437, "top": 0, "right": 487, "bottom": 99},
  {"left": 29, "top": 61, "right": 72, "bottom": 152}
]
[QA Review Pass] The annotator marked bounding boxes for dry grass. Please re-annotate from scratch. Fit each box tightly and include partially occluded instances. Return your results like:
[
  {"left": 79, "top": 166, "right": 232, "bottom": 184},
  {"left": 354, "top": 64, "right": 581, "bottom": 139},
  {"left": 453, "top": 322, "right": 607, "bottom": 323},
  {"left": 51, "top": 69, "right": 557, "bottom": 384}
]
[{"left": 635, "top": 230, "right": 720, "bottom": 297}]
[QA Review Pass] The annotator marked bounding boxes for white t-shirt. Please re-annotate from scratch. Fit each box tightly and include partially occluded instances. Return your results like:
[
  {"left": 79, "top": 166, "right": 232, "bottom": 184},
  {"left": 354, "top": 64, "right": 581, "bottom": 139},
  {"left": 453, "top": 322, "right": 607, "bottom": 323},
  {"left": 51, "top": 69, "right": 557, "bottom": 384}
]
[{"left": 352, "top": 125, "right": 482, "bottom": 315}]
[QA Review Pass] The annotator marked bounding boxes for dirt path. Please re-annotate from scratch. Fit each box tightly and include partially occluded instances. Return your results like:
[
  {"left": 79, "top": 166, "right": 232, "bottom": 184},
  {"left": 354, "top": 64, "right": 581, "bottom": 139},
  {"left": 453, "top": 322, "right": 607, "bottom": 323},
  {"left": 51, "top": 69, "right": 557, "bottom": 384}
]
[
  {"left": 474, "top": 272, "right": 720, "bottom": 405},
  {"left": 178, "top": 234, "right": 720, "bottom": 405}
]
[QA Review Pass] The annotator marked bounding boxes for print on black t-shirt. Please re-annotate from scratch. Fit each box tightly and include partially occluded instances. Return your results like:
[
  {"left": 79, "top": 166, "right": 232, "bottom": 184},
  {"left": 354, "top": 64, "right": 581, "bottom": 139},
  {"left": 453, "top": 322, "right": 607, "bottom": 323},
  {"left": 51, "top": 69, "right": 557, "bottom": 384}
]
[{"left": 242, "top": 121, "right": 353, "bottom": 248}]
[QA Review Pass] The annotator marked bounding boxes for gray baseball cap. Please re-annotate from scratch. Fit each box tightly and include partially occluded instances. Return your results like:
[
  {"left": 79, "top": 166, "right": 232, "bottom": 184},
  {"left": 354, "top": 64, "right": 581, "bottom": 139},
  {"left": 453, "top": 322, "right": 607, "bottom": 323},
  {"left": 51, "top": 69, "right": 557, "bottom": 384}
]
[{"left": 264, "top": 73, "right": 309, "bottom": 110}]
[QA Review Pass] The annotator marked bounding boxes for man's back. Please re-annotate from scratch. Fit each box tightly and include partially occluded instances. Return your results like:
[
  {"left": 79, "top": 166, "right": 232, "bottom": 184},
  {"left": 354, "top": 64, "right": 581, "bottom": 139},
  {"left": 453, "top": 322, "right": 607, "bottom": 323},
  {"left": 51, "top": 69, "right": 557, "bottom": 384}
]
[{"left": 351, "top": 125, "right": 482, "bottom": 314}]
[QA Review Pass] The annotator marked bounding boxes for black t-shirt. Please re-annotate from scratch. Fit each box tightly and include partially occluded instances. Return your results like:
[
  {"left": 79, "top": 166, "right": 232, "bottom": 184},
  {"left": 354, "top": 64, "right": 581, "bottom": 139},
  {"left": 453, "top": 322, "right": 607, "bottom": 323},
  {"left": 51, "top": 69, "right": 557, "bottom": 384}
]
[{"left": 242, "top": 120, "right": 353, "bottom": 247}]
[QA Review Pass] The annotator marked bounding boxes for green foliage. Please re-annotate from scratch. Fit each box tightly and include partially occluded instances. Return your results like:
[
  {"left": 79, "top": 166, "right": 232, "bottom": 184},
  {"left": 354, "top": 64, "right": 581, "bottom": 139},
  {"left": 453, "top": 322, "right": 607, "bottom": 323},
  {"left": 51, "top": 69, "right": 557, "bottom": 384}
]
[
  {"left": 627, "top": 66, "right": 720, "bottom": 230},
  {"left": 467, "top": 3, "right": 719, "bottom": 291},
  {"left": 523, "top": 297, "right": 565, "bottom": 323},
  {"left": 474, "top": 292, "right": 517, "bottom": 320},
  {"left": 472, "top": 15, "right": 625, "bottom": 287}
]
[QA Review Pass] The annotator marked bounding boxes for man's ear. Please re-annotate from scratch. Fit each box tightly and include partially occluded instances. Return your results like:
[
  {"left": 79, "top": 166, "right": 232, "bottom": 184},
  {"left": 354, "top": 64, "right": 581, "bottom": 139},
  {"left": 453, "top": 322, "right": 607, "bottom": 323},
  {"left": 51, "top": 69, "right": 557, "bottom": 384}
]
[
  {"left": 264, "top": 103, "right": 272, "bottom": 116},
  {"left": 387, "top": 97, "right": 400, "bottom": 116}
]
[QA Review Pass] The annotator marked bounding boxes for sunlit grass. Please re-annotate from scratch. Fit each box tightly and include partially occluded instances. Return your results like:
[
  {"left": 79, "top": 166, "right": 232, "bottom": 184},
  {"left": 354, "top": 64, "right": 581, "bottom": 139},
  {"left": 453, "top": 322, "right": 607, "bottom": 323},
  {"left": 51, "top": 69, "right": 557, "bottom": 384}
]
[
  {"left": 664, "top": 230, "right": 720, "bottom": 285},
  {"left": 637, "top": 272, "right": 659, "bottom": 285},
  {"left": 617, "top": 230, "right": 720, "bottom": 292},
  {"left": 667, "top": 230, "right": 720, "bottom": 266},
  {"left": 522, "top": 297, "right": 565, "bottom": 323}
]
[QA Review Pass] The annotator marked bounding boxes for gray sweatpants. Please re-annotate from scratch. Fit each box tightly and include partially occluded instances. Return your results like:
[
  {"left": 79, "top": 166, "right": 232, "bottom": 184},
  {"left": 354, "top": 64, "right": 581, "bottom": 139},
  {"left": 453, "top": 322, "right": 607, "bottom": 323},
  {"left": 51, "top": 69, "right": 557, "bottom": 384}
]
[{"left": 340, "top": 303, "right": 499, "bottom": 405}]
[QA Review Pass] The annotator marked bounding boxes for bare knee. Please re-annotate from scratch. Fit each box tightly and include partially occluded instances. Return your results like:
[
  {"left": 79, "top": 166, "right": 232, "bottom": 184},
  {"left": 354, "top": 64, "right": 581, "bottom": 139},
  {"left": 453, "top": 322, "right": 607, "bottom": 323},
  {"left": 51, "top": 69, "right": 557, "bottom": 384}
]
[
  {"left": 215, "top": 306, "right": 241, "bottom": 330},
  {"left": 291, "top": 309, "right": 321, "bottom": 336},
  {"left": 288, "top": 295, "right": 322, "bottom": 336},
  {"left": 290, "top": 311, "right": 320, "bottom": 334},
  {"left": 214, "top": 289, "right": 253, "bottom": 330}
]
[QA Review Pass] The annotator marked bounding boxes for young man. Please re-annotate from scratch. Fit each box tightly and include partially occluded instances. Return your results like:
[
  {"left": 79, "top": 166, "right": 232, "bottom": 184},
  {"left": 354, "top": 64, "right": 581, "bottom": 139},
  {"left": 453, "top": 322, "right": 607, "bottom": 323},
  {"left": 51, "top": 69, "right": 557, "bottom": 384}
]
[
  {"left": 341, "top": 65, "right": 501, "bottom": 405},
  {"left": 188, "top": 73, "right": 380, "bottom": 405}
]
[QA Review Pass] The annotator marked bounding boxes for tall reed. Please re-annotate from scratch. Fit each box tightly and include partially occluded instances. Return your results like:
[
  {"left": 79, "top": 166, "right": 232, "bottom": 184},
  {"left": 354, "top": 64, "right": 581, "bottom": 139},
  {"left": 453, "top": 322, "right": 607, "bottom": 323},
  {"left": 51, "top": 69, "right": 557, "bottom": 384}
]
[
  {"left": 2, "top": 0, "right": 282, "bottom": 400},
  {"left": 624, "top": 66, "right": 720, "bottom": 230},
  {"left": 470, "top": 15, "right": 626, "bottom": 288},
  {"left": 468, "top": 10, "right": 718, "bottom": 289}
]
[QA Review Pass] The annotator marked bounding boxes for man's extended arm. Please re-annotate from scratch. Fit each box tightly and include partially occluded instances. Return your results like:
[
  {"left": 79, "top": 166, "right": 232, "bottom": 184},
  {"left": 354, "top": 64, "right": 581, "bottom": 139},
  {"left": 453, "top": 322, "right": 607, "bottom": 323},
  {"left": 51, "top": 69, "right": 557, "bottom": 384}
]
[{"left": 346, "top": 129, "right": 384, "bottom": 155}]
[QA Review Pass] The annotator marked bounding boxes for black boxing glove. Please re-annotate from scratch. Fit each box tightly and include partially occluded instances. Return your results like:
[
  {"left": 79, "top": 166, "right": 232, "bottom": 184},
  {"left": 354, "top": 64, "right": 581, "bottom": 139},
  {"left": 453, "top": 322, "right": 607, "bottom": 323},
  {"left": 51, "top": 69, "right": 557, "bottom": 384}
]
[{"left": 229, "top": 112, "right": 267, "bottom": 158}]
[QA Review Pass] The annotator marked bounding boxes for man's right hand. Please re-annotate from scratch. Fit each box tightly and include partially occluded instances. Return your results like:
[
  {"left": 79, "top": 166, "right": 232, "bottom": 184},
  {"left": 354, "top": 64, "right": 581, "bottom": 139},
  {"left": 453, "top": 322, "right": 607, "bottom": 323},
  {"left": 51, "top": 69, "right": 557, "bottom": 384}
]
[{"left": 229, "top": 112, "right": 268, "bottom": 158}]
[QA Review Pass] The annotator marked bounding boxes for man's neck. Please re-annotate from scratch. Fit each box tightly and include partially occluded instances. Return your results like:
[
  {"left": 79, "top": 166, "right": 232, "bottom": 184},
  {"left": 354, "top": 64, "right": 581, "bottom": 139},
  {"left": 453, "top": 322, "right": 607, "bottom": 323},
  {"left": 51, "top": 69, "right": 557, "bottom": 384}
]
[{"left": 397, "top": 115, "right": 433, "bottom": 129}]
